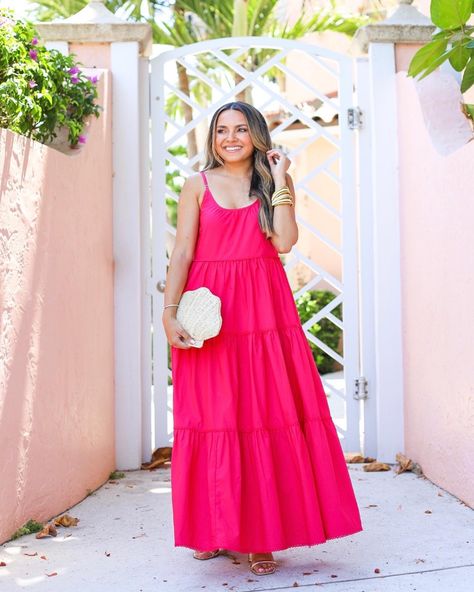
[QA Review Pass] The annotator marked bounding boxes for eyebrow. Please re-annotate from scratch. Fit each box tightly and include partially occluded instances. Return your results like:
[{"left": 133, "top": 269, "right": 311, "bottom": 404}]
[{"left": 216, "top": 123, "right": 248, "bottom": 129}]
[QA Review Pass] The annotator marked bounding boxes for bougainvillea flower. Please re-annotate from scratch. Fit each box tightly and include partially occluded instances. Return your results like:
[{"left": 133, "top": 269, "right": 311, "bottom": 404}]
[
  {"left": 78, "top": 135, "right": 87, "bottom": 144},
  {"left": 68, "top": 67, "right": 80, "bottom": 75},
  {"left": 31, "top": 37, "right": 38, "bottom": 45},
  {"left": 87, "top": 75, "right": 99, "bottom": 84},
  {"left": 29, "top": 49, "right": 38, "bottom": 61},
  {"left": 29, "top": 80, "right": 37, "bottom": 89},
  {"left": 71, "top": 76, "right": 80, "bottom": 84}
]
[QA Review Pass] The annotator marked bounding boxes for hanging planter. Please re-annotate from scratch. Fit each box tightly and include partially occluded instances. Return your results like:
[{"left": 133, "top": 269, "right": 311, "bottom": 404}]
[{"left": 45, "top": 119, "right": 91, "bottom": 155}]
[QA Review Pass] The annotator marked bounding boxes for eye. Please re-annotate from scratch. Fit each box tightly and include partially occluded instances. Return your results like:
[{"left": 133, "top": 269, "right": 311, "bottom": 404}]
[{"left": 238, "top": 127, "right": 248, "bottom": 132}]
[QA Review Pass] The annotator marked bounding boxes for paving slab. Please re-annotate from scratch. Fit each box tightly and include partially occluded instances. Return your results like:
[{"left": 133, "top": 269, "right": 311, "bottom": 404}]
[{"left": 1, "top": 464, "right": 473, "bottom": 591}]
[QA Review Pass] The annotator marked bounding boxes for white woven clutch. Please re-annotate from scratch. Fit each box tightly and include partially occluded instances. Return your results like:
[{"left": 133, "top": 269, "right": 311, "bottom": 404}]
[{"left": 176, "top": 287, "right": 222, "bottom": 348}]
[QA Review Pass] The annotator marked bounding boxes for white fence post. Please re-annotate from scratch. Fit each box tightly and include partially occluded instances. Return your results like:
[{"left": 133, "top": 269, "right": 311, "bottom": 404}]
[
  {"left": 354, "top": 56, "right": 377, "bottom": 459},
  {"left": 354, "top": 1, "right": 434, "bottom": 462}
]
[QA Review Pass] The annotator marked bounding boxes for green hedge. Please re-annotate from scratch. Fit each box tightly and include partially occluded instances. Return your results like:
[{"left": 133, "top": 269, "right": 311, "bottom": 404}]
[{"left": 295, "top": 289, "right": 343, "bottom": 375}]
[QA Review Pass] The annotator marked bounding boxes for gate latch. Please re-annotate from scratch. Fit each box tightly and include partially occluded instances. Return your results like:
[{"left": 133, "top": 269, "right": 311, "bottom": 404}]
[
  {"left": 347, "top": 107, "right": 363, "bottom": 130},
  {"left": 353, "top": 376, "right": 368, "bottom": 400}
]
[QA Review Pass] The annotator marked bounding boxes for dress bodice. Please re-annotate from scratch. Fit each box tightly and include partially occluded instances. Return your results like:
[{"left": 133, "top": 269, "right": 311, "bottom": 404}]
[{"left": 192, "top": 171, "right": 279, "bottom": 262}]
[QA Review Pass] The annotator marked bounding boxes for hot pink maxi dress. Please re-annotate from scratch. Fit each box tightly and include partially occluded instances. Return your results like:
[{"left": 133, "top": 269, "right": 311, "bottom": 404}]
[{"left": 170, "top": 170, "right": 363, "bottom": 553}]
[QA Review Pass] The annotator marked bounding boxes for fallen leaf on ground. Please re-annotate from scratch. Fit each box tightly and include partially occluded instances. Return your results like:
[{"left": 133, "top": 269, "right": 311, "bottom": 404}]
[
  {"left": 365, "top": 504, "right": 378, "bottom": 508},
  {"left": 416, "top": 558, "right": 426, "bottom": 564},
  {"left": 141, "top": 446, "right": 172, "bottom": 470},
  {"left": 46, "top": 572, "right": 57, "bottom": 577},
  {"left": 374, "top": 568, "right": 381, "bottom": 573},
  {"left": 105, "top": 551, "right": 111, "bottom": 557},
  {"left": 344, "top": 453, "right": 376, "bottom": 463},
  {"left": 54, "top": 514, "right": 79, "bottom": 527},
  {"left": 36, "top": 523, "right": 57, "bottom": 538},
  {"left": 303, "top": 571, "right": 312, "bottom": 575},
  {"left": 395, "top": 453, "right": 414, "bottom": 474},
  {"left": 24, "top": 552, "right": 38, "bottom": 557},
  {"left": 0, "top": 562, "right": 6, "bottom": 567},
  {"left": 425, "top": 510, "right": 432, "bottom": 514},
  {"left": 363, "top": 461, "right": 391, "bottom": 472},
  {"left": 40, "top": 555, "right": 47, "bottom": 560}
]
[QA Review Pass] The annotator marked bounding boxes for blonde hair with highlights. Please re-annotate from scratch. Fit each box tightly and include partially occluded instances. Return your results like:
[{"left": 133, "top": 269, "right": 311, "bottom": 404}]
[{"left": 203, "top": 101, "right": 276, "bottom": 236}]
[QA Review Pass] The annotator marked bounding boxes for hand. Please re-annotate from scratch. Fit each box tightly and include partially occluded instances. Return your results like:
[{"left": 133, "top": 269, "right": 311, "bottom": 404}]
[
  {"left": 162, "top": 313, "right": 195, "bottom": 349},
  {"left": 266, "top": 148, "right": 291, "bottom": 183}
]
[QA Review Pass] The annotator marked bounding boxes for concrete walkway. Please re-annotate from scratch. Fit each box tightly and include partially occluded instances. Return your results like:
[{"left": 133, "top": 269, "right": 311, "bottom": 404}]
[{"left": 1, "top": 463, "right": 473, "bottom": 591}]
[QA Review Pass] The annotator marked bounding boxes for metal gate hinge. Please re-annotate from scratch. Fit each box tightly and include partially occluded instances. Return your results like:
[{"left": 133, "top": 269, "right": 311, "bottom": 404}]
[
  {"left": 347, "top": 107, "right": 363, "bottom": 130},
  {"left": 353, "top": 376, "right": 368, "bottom": 400}
]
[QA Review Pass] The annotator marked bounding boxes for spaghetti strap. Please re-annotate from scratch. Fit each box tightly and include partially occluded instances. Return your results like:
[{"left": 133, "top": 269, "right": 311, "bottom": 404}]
[{"left": 199, "top": 170, "right": 208, "bottom": 188}]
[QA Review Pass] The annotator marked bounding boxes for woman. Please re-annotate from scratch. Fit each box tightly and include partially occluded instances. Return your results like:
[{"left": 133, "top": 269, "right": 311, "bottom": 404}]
[{"left": 162, "top": 101, "right": 363, "bottom": 576}]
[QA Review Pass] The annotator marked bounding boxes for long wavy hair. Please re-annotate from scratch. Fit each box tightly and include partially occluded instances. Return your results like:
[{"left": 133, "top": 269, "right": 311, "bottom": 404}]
[{"left": 203, "top": 101, "right": 275, "bottom": 236}]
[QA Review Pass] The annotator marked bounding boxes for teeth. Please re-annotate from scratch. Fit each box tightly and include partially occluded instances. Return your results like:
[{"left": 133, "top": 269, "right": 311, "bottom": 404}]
[{"left": 225, "top": 147, "right": 241, "bottom": 151}]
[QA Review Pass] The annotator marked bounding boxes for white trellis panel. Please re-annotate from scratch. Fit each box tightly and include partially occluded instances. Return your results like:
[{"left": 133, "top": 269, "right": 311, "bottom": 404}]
[{"left": 148, "top": 37, "right": 364, "bottom": 454}]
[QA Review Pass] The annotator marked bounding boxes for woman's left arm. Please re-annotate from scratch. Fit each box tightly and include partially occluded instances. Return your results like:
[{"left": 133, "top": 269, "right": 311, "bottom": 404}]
[{"left": 267, "top": 149, "right": 299, "bottom": 253}]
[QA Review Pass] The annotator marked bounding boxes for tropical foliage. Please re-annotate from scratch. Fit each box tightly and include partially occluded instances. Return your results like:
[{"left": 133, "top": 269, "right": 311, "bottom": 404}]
[
  {"left": 408, "top": 0, "right": 474, "bottom": 120},
  {"left": 0, "top": 9, "right": 100, "bottom": 146},
  {"left": 27, "top": 0, "right": 164, "bottom": 22},
  {"left": 295, "top": 290, "right": 343, "bottom": 375}
]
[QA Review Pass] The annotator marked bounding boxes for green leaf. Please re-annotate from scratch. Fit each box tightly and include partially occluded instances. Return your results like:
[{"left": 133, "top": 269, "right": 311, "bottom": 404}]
[
  {"left": 416, "top": 46, "right": 458, "bottom": 80},
  {"left": 461, "top": 56, "right": 474, "bottom": 92},
  {"left": 449, "top": 43, "right": 471, "bottom": 71},
  {"left": 431, "top": 0, "right": 472, "bottom": 29},
  {"left": 466, "top": 40, "right": 474, "bottom": 48},
  {"left": 462, "top": 102, "right": 474, "bottom": 120},
  {"left": 407, "top": 38, "right": 449, "bottom": 78}
]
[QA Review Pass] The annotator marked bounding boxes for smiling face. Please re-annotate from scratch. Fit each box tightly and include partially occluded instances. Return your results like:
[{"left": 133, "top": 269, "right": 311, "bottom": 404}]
[{"left": 213, "top": 109, "right": 255, "bottom": 164}]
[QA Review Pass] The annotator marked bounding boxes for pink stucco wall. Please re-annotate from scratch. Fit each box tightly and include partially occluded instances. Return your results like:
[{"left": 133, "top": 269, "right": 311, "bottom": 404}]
[
  {"left": 0, "top": 74, "right": 115, "bottom": 544},
  {"left": 396, "top": 48, "right": 474, "bottom": 507}
]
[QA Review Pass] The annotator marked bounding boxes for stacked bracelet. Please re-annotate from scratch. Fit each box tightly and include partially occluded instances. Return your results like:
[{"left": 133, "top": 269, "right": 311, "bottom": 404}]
[
  {"left": 164, "top": 303, "right": 179, "bottom": 309},
  {"left": 271, "top": 185, "right": 294, "bottom": 207}
]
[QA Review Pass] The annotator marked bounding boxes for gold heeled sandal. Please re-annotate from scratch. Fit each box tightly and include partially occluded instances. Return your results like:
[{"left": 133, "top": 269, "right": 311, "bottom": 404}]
[
  {"left": 248, "top": 553, "right": 277, "bottom": 575},
  {"left": 193, "top": 548, "right": 221, "bottom": 560}
]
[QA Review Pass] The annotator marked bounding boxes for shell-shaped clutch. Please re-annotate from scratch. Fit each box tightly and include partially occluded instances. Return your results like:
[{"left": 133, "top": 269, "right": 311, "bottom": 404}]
[{"left": 176, "top": 287, "right": 222, "bottom": 348}]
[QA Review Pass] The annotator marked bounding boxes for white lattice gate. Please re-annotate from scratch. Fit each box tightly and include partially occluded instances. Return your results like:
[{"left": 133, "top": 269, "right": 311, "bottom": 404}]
[{"left": 145, "top": 37, "right": 370, "bottom": 457}]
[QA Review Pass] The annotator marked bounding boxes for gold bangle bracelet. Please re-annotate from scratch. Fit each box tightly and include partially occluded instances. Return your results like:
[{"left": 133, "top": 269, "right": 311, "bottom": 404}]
[
  {"left": 272, "top": 200, "right": 294, "bottom": 207},
  {"left": 272, "top": 193, "right": 293, "bottom": 202},
  {"left": 272, "top": 186, "right": 291, "bottom": 199}
]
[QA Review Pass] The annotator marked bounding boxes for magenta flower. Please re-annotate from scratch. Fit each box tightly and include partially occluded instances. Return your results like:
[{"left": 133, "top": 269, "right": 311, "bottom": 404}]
[
  {"left": 29, "top": 80, "right": 37, "bottom": 89},
  {"left": 78, "top": 135, "right": 87, "bottom": 144},
  {"left": 31, "top": 37, "right": 38, "bottom": 45},
  {"left": 29, "top": 49, "right": 38, "bottom": 61},
  {"left": 71, "top": 76, "right": 80, "bottom": 84},
  {"left": 87, "top": 75, "right": 99, "bottom": 84},
  {"left": 68, "top": 67, "right": 80, "bottom": 75}
]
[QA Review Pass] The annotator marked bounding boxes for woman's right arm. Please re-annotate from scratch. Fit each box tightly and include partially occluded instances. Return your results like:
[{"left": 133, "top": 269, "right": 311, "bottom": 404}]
[{"left": 162, "top": 174, "right": 201, "bottom": 349}]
